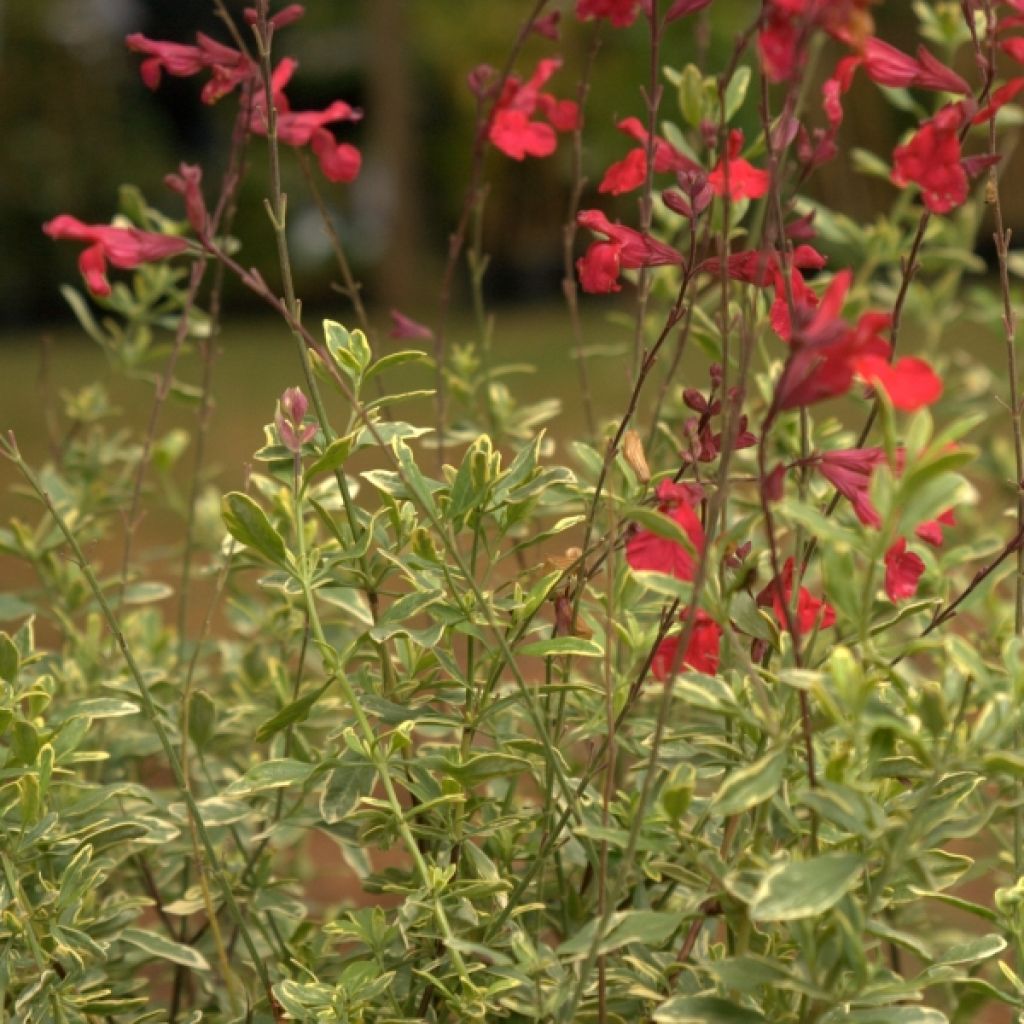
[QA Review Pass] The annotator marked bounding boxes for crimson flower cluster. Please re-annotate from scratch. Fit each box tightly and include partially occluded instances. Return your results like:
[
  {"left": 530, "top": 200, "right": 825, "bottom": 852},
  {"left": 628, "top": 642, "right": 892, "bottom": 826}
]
[{"left": 46, "top": 4, "right": 368, "bottom": 297}]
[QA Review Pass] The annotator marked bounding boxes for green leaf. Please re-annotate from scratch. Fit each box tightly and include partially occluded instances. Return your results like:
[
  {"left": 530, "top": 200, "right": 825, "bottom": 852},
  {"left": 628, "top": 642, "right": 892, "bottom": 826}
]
[
  {"left": 711, "top": 749, "right": 786, "bottom": 817},
  {"left": 0, "top": 594, "right": 34, "bottom": 621},
  {"left": 558, "top": 910, "right": 681, "bottom": 957},
  {"left": 824, "top": 1009, "right": 947, "bottom": 1024},
  {"left": 723, "top": 65, "right": 751, "bottom": 120},
  {"left": 324, "top": 320, "right": 372, "bottom": 379},
  {"left": 749, "top": 854, "right": 863, "bottom": 921},
  {"left": 222, "top": 492, "right": 287, "bottom": 565},
  {"left": 654, "top": 995, "right": 767, "bottom": 1023},
  {"left": 225, "top": 758, "right": 314, "bottom": 796},
  {"left": 122, "top": 581, "right": 173, "bottom": 604},
  {"left": 303, "top": 435, "right": 355, "bottom": 485},
  {"left": 0, "top": 632, "right": 18, "bottom": 683},
  {"left": 320, "top": 755, "right": 376, "bottom": 823},
  {"left": 626, "top": 504, "right": 698, "bottom": 552},
  {"left": 121, "top": 927, "right": 210, "bottom": 971},
  {"left": 255, "top": 679, "right": 334, "bottom": 742},
  {"left": 934, "top": 933, "right": 1006, "bottom": 965},
  {"left": 518, "top": 636, "right": 604, "bottom": 659},
  {"left": 188, "top": 691, "right": 216, "bottom": 750}
]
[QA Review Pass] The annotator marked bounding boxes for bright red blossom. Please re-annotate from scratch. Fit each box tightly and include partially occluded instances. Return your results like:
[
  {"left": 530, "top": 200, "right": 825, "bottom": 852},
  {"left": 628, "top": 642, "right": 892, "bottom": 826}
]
[
  {"left": 43, "top": 215, "right": 189, "bottom": 298},
  {"left": 891, "top": 103, "right": 968, "bottom": 214},
  {"left": 757, "top": 557, "right": 836, "bottom": 634},
  {"left": 576, "top": 209, "right": 682, "bottom": 293},
  {"left": 125, "top": 32, "right": 254, "bottom": 105},
  {"left": 884, "top": 538, "right": 925, "bottom": 602},
  {"left": 652, "top": 609, "right": 722, "bottom": 679},
  {"left": 814, "top": 447, "right": 887, "bottom": 528},
  {"left": 488, "top": 58, "right": 579, "bottom": 161},
  {"left": 916, "top": 509, "right": 956, "bottom": 548},
  {"left": 708, "top": 130, "right": 769, "bottom": 201},
  {"left": 626, "top": 481, "right": 704, "bottom": 581},
  {"left": 852, "top": 354, "right": 943, "bottom": 411},
  {"left": 598, "top": 116, "right": 700, "bottom": 196},
  {"left": 249, "top": 58, "right": 362, "bottom": 183}
]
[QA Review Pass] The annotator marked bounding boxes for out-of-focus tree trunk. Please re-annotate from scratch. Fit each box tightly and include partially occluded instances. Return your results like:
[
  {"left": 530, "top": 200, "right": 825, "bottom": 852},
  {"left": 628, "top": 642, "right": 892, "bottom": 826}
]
[{"left": 366, "top": 0, "right": 423, "bottom": 311}]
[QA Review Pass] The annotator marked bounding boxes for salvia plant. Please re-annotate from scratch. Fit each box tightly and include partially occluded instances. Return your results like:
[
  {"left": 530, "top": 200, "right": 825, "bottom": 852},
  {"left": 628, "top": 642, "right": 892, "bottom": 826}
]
[{"left": 6, "top": 0, "right": 1024, "bottom": 1021}]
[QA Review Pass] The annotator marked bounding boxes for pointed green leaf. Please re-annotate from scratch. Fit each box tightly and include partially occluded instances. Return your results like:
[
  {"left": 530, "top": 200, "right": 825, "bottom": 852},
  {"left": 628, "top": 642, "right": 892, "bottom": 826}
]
[
  {"left": 222, "top": 492, "right": 287, "bottom": 565},
  {"left": 711, "top": 749, "right": 786, "bottom": 817},
  {"left": 749, "top": 854, "right": 863, "bottom": 921},
  {"left": 121, "top": 927, "right": 210, "bottom": 971}
]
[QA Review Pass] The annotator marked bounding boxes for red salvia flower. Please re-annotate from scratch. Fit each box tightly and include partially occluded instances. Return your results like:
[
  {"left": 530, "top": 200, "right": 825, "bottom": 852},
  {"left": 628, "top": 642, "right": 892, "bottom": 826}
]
[
  {"left": 626, "top": 480, "right": 704, "bottom": 581},
  {"left": 652, "top": 609, "right": 722, "bottom": 679},
  {"left": 852, "top": 354, "right": 943, "bottom": 410},
  {"left": 884, "top": 537, "right": 925, "bottom": 602},
  {"left": 915, "top": 508, "right": 956, "bottom": 547},
  {"left": 813, "top": 447, "right": 888, "bottom": 528},
  {"left": 576, "top": 209, "right": 682, "bottom": 293},
  {"left": 972, "top": 77, "right": 1024, "bottom": 124},
  {"left": 599, "top": 116, "right": 700, "bottom": 195},
  {"left": 249, "top": 58, "right": 362, "bottom": 183},
  {"left": 488, "top": 58, "right": 579, "bottom": 161},
  {"left": 708, "top": 130, "right": 770, "bottom": 200},
  {"left": 757, "top": 557, "right": 837, "bottom": 634},
  {"left": 891, "top": 103, "right": 968, "bottom": 213},
  {"left": 125, "top": 33, "right": 254, "bottom": 105},
  {"left": 43, "top": 215, "right": 189, "bottom": 298}
]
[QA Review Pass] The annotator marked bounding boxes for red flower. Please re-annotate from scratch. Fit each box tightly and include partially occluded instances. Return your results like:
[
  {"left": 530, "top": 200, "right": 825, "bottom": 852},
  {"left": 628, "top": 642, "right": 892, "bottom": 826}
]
[
  {"left": 823, "top": 55, "right": 861, "bottom": 128},
  {"left": 759, "top": 0, "right": 875, "bottom": 82},
  {"left": 972, "top": 77, "right": 1024, "bottom": 124},
  {"left": 599, "top": 148, "right": 648, "bottom": 196},
  {"left": 250, "top": 59, "right": 362, "bottom": 183},
  {"left": 125, "top": 33, "right": 254, "bottom": 105},
  {"left": 652, "top": 609, "right": 722, "bottom": 679},
  {"left": 489, "top": 58, "right": 579, "bottom": 161},
  {"left": 598, "top": 116, "right": 700, "bottom": 195},
  {"left": 242, "top": 3, "right": 306, "bottom": 30},
  {"left": 576, "top": 0, "right": 643, "bottom": 27},
  {"left": 626, "top": 480, "right": 704, "bottom": 581},
  {"left": 757, "top": 557, "right": 836, "bottom": 634},
  {"left": 860, "top": 38, "right": 970, "bottom": 94},
  {"left": 852, "top": 354, "right": 943, "bottom": 411},
  {"left": 884, "top": 538, "right": 925, "bottom": 602},
  {"left": 891, "top": 103, "right": 968, "bottom": 214},
  {"left": 576, "top": 209, "right": 683, "bottom": 293},
  {"left": 708, "top": 130, "right": 770, "bottom": 200},
  {"left": 759, "top": 8, "right": 802, "bottom": 83},
  {"left": 813, "top": 447, "right": 887, "bottom": 528},
  {"left": 770, "top": 270, "right": 894, "bottom": 410},
  {"left": 916, "top": 508, "right": 956, "bottom": 548},
  {"left": 700, "top": 244, "right": 825, "bottom": 286},
  {"left": 43, "top": 215, "right": 189, "bottom": 298}
]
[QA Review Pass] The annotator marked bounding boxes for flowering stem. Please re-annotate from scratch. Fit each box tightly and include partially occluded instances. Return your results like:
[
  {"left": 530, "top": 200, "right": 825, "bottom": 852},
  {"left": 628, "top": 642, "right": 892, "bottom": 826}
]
[
  {"left": 630, "top": 0, "right": 663, "bottom": 386},
  {"left": 562, "top": 26, "right": 602, "bottom": 441},
  {"left": 433, "top": 0, "right": 551, "bottom": 465}
]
